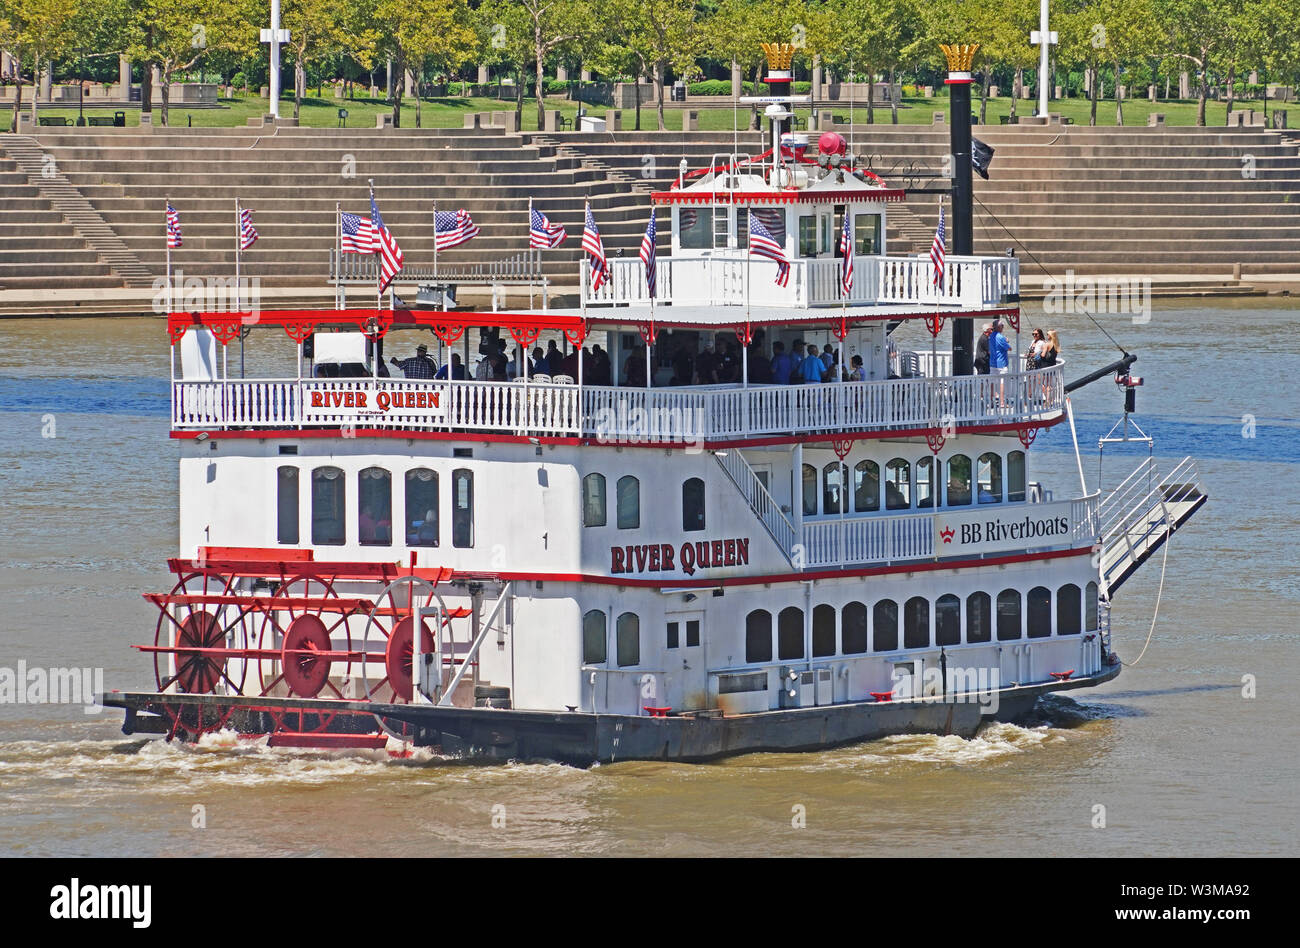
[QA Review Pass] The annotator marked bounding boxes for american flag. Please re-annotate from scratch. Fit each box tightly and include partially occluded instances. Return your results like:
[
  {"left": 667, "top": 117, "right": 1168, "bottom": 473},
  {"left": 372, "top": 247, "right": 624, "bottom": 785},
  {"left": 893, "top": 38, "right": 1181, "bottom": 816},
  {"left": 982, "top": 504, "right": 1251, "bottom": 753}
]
[
  {"left": 582, "top": 202, "right": 607, "bottom": 292},
  {"left": 529, "top": 205, "right": 566, "bottom": 248},
  {"left": 748, "top": 210, "right": 789, "bottom": 287},
  {"left": 750, "top": 208, "right": 785, "bottom": 245},
  {"left": 839, "top": 213, "right": 854, "bottom": 296},
  {"left": 238, "top": 207, "right": 258, "bottom": 250},
  {"left": 639, "top": 209, "right": 657, "bottom": 298},
  {"left": 166, "top": 204, "right": 182, "bottom": 248},
  {"left": 435, "top": 209, "right": 479, "bottom": 250},
  {"left": 371, "top": 191, "right": 404, "bottom": 293},
  {"left": 930, "top": 203, "right": 946, "bottom": 288},
  {"left": 340, "top": 211, "right": 378, "bottom": 253}
]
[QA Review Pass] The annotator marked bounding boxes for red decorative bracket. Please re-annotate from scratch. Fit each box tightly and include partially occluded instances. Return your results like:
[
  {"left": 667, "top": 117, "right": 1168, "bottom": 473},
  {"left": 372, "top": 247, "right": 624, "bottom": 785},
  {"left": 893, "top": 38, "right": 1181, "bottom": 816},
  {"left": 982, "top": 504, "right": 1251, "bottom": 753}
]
[
  {"left": 925, "top": 312, "right": 946, "bottom": 337},
  {"left": 831, "top": 438, "right": 853, "bottom": 460},
  {"left": 509, "top": 325, "right": 541, "bottom": 348},
  {"left": 563, "top": 322, "right": 588, "bottom": 348},
  {"left": 831, "top": 314, "right": 849, "bottom": 341},
  {"left": 926, "top": 430, "right": 946, "bottom": 454},
  {"left": 734, "top": 323, "right": 754, "bottom": 347},
  {"left": 432, "top": 324, "right": 466, "bottom": 346},
  {"left": 1004, "top": 309, "right": 1021, "bottom": 333},
  {"left": 638, "top": 322, "right": 658, "bottom": 346},
  {"left": 1018, "top": 426, "right": 1038, "bottom": 449},
  {"left": 210, "top": 319, "right": 242, "bottom": 345},
  {"left": 359, "top": 314, "right": 392, "bottom": 340},
  {"left": 283, "top": 318, "right": 315, "bottom": 344}
]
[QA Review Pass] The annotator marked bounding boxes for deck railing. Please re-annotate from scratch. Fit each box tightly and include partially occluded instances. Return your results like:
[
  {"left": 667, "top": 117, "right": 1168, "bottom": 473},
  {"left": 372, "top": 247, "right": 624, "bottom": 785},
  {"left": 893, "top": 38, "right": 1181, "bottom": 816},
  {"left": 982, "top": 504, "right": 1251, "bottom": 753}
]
[{"left": 172, "top": 363, "right": 1063, "bottom": 440}]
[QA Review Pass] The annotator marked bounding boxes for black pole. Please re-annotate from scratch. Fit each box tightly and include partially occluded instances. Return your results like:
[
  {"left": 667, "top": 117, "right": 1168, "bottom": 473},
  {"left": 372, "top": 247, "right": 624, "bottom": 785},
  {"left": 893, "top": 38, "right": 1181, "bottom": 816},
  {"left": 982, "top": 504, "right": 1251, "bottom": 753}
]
[
  {"left": 1064, "top": 353, "right": 1137, "bottom": 393},
  {"left": 948, "top": 72, "right": 974, "bottom": 375}
]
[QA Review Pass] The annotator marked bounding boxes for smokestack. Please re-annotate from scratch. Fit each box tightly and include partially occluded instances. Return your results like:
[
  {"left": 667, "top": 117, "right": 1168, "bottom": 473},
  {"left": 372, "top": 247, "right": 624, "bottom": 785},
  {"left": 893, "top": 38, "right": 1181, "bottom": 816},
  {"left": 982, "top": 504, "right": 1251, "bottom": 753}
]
[
  {"left": 941, "top": 43, "right": 979, "bottom": 376},
  {"left": 760, "top": 42, "right": 795, "bottom": 137}
]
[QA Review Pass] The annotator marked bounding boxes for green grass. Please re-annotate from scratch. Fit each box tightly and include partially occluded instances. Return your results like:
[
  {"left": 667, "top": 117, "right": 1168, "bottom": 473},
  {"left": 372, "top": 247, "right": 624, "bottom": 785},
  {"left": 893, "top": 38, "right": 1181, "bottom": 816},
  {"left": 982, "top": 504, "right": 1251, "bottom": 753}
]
[{"left": 3, "top": 90, "right": 1290, "bottom": 133}]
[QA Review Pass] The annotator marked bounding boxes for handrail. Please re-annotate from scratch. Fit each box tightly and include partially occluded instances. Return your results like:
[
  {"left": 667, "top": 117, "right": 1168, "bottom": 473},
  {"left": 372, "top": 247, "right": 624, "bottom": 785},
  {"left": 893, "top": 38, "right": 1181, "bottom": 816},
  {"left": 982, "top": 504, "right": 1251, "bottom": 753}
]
[{"left": 714, "top": 450, "right": 797, "bottom": 560}]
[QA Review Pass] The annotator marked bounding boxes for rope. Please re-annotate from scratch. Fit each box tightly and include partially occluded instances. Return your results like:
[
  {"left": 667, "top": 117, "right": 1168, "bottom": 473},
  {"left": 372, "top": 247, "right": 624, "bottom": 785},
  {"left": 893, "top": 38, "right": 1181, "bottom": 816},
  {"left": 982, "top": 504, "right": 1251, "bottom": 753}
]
[{"left": 1120, "top": 518, "right": 1170, "bottom": 668}]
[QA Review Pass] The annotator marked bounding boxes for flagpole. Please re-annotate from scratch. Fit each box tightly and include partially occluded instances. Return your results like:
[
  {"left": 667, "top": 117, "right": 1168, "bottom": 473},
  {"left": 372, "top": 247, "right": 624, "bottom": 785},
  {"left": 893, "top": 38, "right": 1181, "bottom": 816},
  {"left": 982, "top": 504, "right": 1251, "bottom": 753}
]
[
  {"left": 335, "top": 201, "right": 342, "bottom": 310},
  {"left": 432, "top": 201, "right": 439, "bottom": 283},
  {"left": 529, "top": 198, "right": 535, "bottom": 310},
  {"left": 236, "top": 198, "right": 245, "bottom": 379},
  {"left": 369, "top": 179, "right": 380, "bottom": 315},
  {"left": 165, "top": 197, "right": 172, "bottom": 316}
]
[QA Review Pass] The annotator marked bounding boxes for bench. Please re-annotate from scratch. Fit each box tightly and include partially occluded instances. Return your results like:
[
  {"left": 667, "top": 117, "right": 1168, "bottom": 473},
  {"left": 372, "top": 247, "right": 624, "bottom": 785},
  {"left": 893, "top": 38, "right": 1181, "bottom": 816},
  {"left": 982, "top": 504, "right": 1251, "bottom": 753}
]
[
  {"left": 38, "top": 117, "right": 69, "bottom": 126},
  {"left": 86, "top": 116, "right": 115, "bottom": 127}
]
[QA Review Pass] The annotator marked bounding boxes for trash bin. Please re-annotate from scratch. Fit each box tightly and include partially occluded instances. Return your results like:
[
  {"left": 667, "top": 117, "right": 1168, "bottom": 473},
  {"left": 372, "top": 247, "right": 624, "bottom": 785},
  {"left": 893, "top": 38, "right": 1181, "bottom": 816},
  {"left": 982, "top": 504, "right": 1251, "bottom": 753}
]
[
  {"left": 671, "top": 81, "right": 686, "bottom": 102},
  {"left": 113, "top": 111, "right": 126, "bottom": 127}
]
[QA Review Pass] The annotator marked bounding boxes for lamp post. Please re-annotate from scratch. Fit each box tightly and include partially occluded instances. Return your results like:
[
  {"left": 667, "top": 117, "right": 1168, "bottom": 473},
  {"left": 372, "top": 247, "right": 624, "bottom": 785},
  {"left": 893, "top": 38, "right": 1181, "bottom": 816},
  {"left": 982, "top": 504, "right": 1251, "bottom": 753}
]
[{"left": 77, "top": 47, "right": 86, "bottom": 126}]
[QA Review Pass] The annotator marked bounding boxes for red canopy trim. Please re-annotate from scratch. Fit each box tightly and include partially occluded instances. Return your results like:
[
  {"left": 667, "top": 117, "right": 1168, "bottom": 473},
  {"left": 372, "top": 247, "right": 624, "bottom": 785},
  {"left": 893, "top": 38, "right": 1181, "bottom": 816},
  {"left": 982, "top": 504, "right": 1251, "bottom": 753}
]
[{"left": 652, "top": 189, "right": 905, "bottom": 205}]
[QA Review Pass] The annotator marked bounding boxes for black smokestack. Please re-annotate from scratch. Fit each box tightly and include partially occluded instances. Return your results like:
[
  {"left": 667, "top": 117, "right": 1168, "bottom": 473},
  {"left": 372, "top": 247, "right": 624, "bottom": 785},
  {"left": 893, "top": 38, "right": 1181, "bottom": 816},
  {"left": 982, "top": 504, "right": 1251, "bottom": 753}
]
[{"left": 942, "top": 44, "right": 979, "bottom": 376}]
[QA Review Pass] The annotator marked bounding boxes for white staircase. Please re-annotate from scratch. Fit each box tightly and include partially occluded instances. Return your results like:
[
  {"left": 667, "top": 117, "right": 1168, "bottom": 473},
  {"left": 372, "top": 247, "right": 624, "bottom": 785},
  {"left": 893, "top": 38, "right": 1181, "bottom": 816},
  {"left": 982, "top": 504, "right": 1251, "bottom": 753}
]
[
  {"left": 714, "top": 450, "right": 797, "bottom": 565},
  {"left": 1096, "top": 456, "right": 1206, "bottom": 597}
]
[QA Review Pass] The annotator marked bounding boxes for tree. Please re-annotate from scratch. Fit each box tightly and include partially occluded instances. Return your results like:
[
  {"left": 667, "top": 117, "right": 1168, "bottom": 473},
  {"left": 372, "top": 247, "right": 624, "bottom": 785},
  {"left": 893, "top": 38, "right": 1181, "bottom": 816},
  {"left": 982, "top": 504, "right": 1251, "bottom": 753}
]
[
  {"left": 282, "top": 0, "right": 369, "bottom": 122},
  {"left": 515, "top": 0, "right": 587, "bottom": 130},
  {"left": 1, "top": 0, "right": 80, "bottom": 131},
  {"left": 1153, "top": 0, "right": 1236, "bottom": 126},
  {"left": 709, "top": 0, "right": 815, "bottom": 130},
  {"left": 371, "top": 0, "right": 475, "bottom": 128},
  {"left": 476, "top": 0, "right": 533, "bottom": 123}
]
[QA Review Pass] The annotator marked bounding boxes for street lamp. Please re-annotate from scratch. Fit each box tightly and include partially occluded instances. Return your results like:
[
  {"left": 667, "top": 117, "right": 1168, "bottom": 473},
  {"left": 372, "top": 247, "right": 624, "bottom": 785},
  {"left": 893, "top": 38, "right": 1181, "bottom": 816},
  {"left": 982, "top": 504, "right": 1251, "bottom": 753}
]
[{"left": 77, "top": 47, "right": 86, "bottom": 126}]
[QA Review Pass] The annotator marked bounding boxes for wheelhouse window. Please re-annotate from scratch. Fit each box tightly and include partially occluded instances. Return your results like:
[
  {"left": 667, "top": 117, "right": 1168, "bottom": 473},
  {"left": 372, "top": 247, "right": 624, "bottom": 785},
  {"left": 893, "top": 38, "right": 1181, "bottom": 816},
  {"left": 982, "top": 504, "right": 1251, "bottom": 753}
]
[
  {"left": 616, "top": 475, "right": 640, "bottom": 529},
  {"left": 1086, "top": 582, "right": 1100, "bottom": 632},
  {"left": 745, "top": 609, "right": 772, "bottom": 664},
  {"left": 903, "top": 596, "right": 930, "bottom": 649},
  {"left": 311, "top": 466, "right": 345, "bottom": 546},
  {"left": 582, "top": 473, "right": 607, "bottom": 527},
  {"left": 967, "top": 591, "right": 992, "bottom": 643},
  {"left": 582, "top": 610, "right": 607, "bottom": 665},
  {"left": 842, "top": 601, "right": 868, "bottom": 654},
  {"left": 1058, "top": 583, "right": 1082, "bottom": 635},
  {"left": 885, "top": 458, "right": 910, "bottom": 510},
  {"left": 813, "top": 604, "right": 836, "bottom": 657},
  {"left": 853, "top": 213, "right": 881, "bottom": 255},
  {"left": 802, "top": 463, "right": 817, "bottom": 516},
  {"left": 936, "top": 594, "right": 961, "bottom": 646},
  {"left": 452, "top": 468, "right": 474, "bottom": 548},
  {"left": 798, "top": 214, "right": 818, "bottom": 256},
  {"left": 823, "top": 462, "right": 848, "bottom": 515},
  {"left": 277, "top": 466, "right": 299, "bottom": 545},
  {"left": 978, "top": 453, "right": 1003, "bottom": 504},
  {"left": 358, "top": 467, "right": 392, "bottom": 546},
  {"left": 1008, "top": 450, "right": 1027, "bottom": 503},
  {"left": 873, "top": 600, "right": 898, "bottom": 652},
  {"left": 679, "top": 206, "right": 717, "bottom": 250},
  {"left": 778, "top": 606, "right": 804, "bottom": 660},
  {"left": 854, "top": 460, "right": 880, "bottom": 512},
  {"left": 682, "top": 477, "right": 706, "bottom": 532},
  {"left": 616, "top": 613, "right": 640, "bottom": 667},
  {"left": 406, "top": 469, "right": 439, "bottom": 547},
  {"left": 997, "top": 589, "right": 1022, "bottom": 640},
  {"left": 947, "top": 455, "right": 972, "bottom": 506},
  {"left": 916, "top": 457, "right": 937, "bottom": 509},
  {"left": 1027, "top": 586, "right": 1052, "bottom": 638}
]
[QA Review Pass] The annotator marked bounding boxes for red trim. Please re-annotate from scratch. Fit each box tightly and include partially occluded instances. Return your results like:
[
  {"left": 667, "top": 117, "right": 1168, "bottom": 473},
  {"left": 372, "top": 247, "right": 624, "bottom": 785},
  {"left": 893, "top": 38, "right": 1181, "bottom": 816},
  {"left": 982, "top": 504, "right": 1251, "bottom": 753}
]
[
  {"left": 943, "top": 78, "right": 975, "bottom": 86},
  {"left": 585, "top": 305, "right": 1021, "bottom": 332},
  {"left": 168, "top": 308, "right": 586, "bottom": 344},
  {"left": 654, "top": 190, "right": 906, "bottom": 205}
]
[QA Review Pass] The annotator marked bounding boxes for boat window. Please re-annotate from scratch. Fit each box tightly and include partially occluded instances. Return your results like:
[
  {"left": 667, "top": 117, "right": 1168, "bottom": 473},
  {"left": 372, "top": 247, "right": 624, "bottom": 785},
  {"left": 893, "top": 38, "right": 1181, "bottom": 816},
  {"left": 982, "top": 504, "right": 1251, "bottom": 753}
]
[
  {"left": 822, "top": 462, "right": 848, "bottom": 515},
  {"left": 873, "top": 599, "right": 898, "bottom": 651},
  {"left": 1086, "top": 582, "right": 1099, "bottom": 632},
  {"left": 358, "top": 467, "right": 392, "bottom": 546},
  {"left": 842, "top": 601, "right": 868, "bottom": 654},
  {"left": 978, "top": 453, "right": 1003, "bottom": 504},
  {"left": 813, "top": 604, "right": 836, "bottom": 657},
  {"left": 277, "top": 466, "right": 299, "bottom": 545},
  {"left": 686, "top": 619, "right": 700, "bottom": 647},
  {"left": 936, "top": 594, "right": 961, "bottom": 646},
  {"left": 616, "top": 475, "right": 640, "bottom": 529},
  {"left": 1058, "top": 583, "right": 1082, "bottom": 635},
  {"left": 854, "top": 460, "right": 880, "bottom": 512},
  {"left": 903, "top": 596, "right": 929, "bottom": 649},
  {"left": 750, "top": 208, "right": 785, "bottom": 246},
  {"left": 452, "top": 468, "right": 473, "bottom": 548},
  {"left": 916, "top": 456, "right": 937, "bottom": 509},
  {"left": 678, "top": 206, "right": 712, "bottom": 250},
  {"left": 997, "top": 589, "right": 1022, "bottom": 640},
  {"left": 820, "top": 213, "right": 832, "bottom": 254},
  {"left": 406, "top": 469, "right": 439, "bottom": 547},
  {"left": 853, "top": 213, "right": 881, "bottom": 255},
  {"left": 798, "top": 215, "right": 818, "bottom": 256},
  {"left": 966, "top": 591, "right": 992, "bottom": 643},
  {"left": 1027, "top": 586, "right": 1052, "bottom": 637},
  {"left": 778, "top": 606, "right": 804, "bottom": 660},
  {"left": 582, "top": 473, "right": 607, "bottom": 527},
  {"left": 666, "top": 621, "right": 679, "bottom": 649},
  {"left": 947, "top": 454, "right": 972, "bottom": 506},
  {"left": 682, "top": 477, "right": 706, "bottom": 532},
  {"left": 1008, "top": 450, "right": 1026, "bottom": 502},
  {"left": 311, "top": 466, "right": 345, "bottom": 545},
  {"left": 583, "top": 610, "right": 607, "bottom": 665},
  {"left": 745, "top": 609, "right": 772, "bottom": 663},
  {"left": 802, "top": 463, "right": 817, "bottom": 516},
  {"left": 885, "top": 458, "right": 910, "bottom": 510},
  {"left": 616, "top": 612, "right": 640, "bottom": 667}
]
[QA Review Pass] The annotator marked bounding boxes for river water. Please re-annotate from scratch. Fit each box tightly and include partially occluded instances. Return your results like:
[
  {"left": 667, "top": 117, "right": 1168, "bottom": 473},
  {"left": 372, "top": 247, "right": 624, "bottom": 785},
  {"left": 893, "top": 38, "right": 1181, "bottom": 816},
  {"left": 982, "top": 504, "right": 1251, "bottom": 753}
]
[{"left": 1, "top": 300, "right": 1296, "bottom": 857}]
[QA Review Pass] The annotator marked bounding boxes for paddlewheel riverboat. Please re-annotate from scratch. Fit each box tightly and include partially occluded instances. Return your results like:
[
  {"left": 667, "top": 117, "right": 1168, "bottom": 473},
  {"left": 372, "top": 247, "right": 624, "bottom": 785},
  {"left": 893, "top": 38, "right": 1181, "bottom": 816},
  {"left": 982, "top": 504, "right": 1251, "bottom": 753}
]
[{"left": 102, "top": 44, "right": 1206, "bottom": 764}]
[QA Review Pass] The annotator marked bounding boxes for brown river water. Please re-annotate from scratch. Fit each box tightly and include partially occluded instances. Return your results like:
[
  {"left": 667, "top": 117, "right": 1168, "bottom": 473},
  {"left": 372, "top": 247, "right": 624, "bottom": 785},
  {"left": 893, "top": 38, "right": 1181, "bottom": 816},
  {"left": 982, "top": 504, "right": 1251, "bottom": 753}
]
[{"left": 1, "top": 301, "right": 1296, "bottom": 857}]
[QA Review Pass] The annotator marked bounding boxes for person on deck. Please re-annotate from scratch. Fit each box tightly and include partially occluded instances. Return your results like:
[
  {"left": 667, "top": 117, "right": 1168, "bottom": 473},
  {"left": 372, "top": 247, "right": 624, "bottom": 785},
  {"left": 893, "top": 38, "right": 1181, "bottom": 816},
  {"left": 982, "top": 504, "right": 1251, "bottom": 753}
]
[
  {"left": 989, "top": 320, "right": 1010, "bottom": 375},
  {"left": 974, "top": 323, "right": 992, "bottom": 374},
  {"left": 530, "top": 346, "right": 547, "bottom": 376},
  {"left": 770, "top": 341, "right": 795, "bottom": 385},
  {"left": 390, "top": 344, "right": 437, "bottom": 379},
  {"left": 591, "top": 345, "right": 612, "bottom": 385},
  {"left": 748, "top": 345, "right": 772, "bottom": 384},
  {"left": 848, "top": 354, "right": 866, "bottom": 382},
  {"left": 801, "top": 345, "right": 827, "bottom": 384},
  {"left": 543, "top": 340, "right": 562, "bottom": 375},
  {"left": 435, "top": 353, "right": 466, "bottom": 380}
]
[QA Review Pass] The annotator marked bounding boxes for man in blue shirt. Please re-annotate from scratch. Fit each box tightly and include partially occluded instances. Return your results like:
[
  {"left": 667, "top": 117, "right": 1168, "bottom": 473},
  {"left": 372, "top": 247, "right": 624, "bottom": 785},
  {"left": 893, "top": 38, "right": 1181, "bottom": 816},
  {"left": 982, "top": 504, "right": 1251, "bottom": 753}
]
[
  {"left": 435, "top": 353, "right": 467, "bottom": 380},
  {"left": 802, "top": 345, "right": 827, "bottom": 384},
  {"left": 989, "top": 321, "right": 1010, "bottom": 374},
  {"left": 771, "top": 341, "right": 794, "bottom": 384}
]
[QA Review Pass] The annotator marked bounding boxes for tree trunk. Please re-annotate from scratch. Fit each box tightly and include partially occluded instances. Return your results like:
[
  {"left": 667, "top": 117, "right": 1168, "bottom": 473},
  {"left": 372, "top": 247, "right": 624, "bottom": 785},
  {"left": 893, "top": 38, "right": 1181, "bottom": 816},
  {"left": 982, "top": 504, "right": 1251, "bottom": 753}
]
[
  {"left": 141, "top": 62, "right": 152, "bottom": 116},
  {"left": 1225, "top": 63, "right": 1235, "bottom": 125},
  {"left": 1010, "top": 68, "right": 1020, "bottom": 120},
  {"left": 160, "top": 68, "right": 170, "bottom": 126},
  {"left": 979, "top": 70, "right": 988, "bottom": 124},
  {"left": 866, "top": 67, "right": 874, "bottom": 124},
  {"left": 634, "top": 73, "right": 642, "bottom": 131},
  {"left": 294, "top": 55, "right": 304, "bottom": 121},
  {"left": 415, "top": 66, "right": 423, "bottom": 128},
  {"left": 1089, "top": 66, "right": 1098, "bottom": 126},
  {"left": 534, "top": 28, "right": 546, "bottom": 131},
  {"left": 655, "top": 61, "right": 665, "bottom": 130},
  {"left": 11, "top": 72, "right": 21, "bottom": 133},
  {"left": 1115, "top": 69, "right": 1124, "bottom": 126},
  {"left": 1197, "top": 66, "right": 1207, "bottom": 126},
  {"left": 390, "top": 52, "right": 403, "bottom": 127},
  {"left": 515, "top": 69, "right": 524, "bottom": 125},
  {"left": 30, "top": 54, "right": 38, "bottom": 129},
  {"left": 751, "top": 64, "right": 762, "bottom": 129},
  {"left": 889, "top": 66, "right": 897, "bottom": 124}
]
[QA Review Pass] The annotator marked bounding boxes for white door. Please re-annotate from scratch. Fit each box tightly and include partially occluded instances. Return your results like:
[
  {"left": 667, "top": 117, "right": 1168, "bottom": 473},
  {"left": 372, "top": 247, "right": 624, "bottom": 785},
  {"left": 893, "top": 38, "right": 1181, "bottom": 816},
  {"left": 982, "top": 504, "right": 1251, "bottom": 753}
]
[{"left": 665, "top": 612, "right": 708, "bottom": 711}]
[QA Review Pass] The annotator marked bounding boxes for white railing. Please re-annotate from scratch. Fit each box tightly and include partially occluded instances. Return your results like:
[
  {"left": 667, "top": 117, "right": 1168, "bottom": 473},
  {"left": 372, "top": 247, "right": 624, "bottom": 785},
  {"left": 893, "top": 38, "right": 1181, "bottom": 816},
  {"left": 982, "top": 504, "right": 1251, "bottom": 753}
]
[
  {"left": 715, "top": 450, "right": 797, "bottom": 560},
  {"left": 582, "top": 253, "right": 1018, "bottom": 309},
  {"left": 172, "top": 363, "right": 1063, "bottom": 439}
]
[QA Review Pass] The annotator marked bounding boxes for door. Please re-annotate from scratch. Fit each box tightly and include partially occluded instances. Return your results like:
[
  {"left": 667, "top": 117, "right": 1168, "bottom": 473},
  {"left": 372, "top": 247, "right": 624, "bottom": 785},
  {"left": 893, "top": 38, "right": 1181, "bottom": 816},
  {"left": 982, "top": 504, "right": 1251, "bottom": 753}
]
[{"left": 665, "top": 612, "right": 708, "bottom": 711}]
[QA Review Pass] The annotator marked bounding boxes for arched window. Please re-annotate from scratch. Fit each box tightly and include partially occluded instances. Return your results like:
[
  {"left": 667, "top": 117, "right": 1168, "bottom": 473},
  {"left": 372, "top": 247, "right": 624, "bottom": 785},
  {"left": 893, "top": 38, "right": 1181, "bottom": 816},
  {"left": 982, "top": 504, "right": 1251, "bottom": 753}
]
[
  {"left": 978, "top": 452, "right": 1003, "bottom": 504},
  {"left": 582, "top": 609, "right": 607, "bottom": 665},
  {"left": 616, "top": 612, "right": 640, "bottom": 667},
  {"left": 1086, "top": 581, "right": 1100, "bottom": 632},
  {"left": 802, "top": 463, "right": 818, "bottom": 516},
  {"left": 967, "top": 591, "right": 992, "bottom": 643},
  {"left": 358, "top": 467, "right": 392, "bottom": 546},
  {"left": 936, "top": 594, "right": 961, "bottom": 646},
  {"left": 823, "top": 462, "right": 848, "bottom": 515},
  {"left": 842, "top": 601, "right": 868, "bottom": 654},
  {"left": 1057, "top": 583, "right": 1082, "bottom": 635},
  {"left": 582, "top": 473, "right": 607, "bottom": 527},
  {"left": 778, "top": 606, "right": 804, "bottom": 660},
  {"left": 406, "top": 468, "right": 439, "bottom": 547},
  {"left": 885, "top": 458, "right": 910, "bottom": 510},
  {"left": 277, "top": 466, "right": 299, "bottom": 545},
  {"left": 813, "top": 604, "right": 836, "bottom": 657},
  {"left": 745, "top": 609, "right": 772, "bottom": 663},
  {"left": 916, "top": 456, "right": 937, "bottom": 508},
  {"left": 947, "top": 454, "right": 972, "bottom": 507},
  {"left": 854, "top": 460, "right": 879, "bottom": 512},
  {"left": 997, "top": 589, "right": 1022, "bottom": 640},
  {"left": 1027, "top": 586, "right": 1052, "bottom": 638},
  {"left": 452, "top": 468, "right": 474, "bottom": 548},
  {"left": 1007, "top": 450, "right": 1027, "bottom": 503},
  {"left": 616, "top": 475, "right": 640, "bottom": 529},
  {"left": 904, "top": 596, "right": 929, "bottom": 649},
  {"left": 682, "top": 477, "right": 706, "bottom": 532},
  {"left": 873, "top": 599, "right": 898, "bottom": 652},
  {"left": 311, "top": 466, "right": 345, "bottom": 545}
]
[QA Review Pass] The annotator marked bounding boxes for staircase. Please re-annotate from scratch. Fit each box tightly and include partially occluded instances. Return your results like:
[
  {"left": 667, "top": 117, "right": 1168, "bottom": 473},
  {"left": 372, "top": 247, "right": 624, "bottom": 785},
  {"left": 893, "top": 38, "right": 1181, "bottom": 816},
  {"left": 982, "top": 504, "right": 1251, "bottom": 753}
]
[{"left": 715, "top": 449, "right": 797, "bottom": 564}]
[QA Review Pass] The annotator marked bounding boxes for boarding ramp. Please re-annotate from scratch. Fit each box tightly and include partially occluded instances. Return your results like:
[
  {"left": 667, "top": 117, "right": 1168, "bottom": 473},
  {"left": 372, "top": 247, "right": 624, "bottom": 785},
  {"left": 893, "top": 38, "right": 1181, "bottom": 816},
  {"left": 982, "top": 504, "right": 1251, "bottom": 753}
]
[{"left": 1096, "top": 456, "right": 1206, "bottom": 597}]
